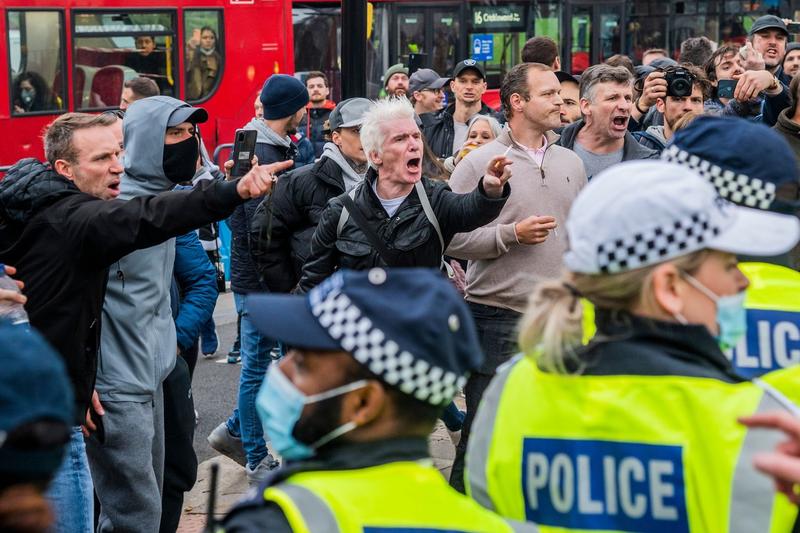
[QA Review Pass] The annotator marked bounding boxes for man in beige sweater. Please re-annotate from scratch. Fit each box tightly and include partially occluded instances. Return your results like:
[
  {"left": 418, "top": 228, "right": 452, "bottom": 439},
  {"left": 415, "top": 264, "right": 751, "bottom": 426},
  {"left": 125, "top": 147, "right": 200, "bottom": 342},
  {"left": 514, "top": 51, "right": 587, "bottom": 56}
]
[{"left": 446, "top": 62, "right": 587, "bottom": 492}]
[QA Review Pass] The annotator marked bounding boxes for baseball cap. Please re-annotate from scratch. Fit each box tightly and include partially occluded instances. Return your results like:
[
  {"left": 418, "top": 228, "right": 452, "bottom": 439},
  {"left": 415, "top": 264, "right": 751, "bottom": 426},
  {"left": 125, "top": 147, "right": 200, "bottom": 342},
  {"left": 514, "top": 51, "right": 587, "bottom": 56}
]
[
  {"left": 0, "top": 321, "right": 74, "bottom": 479},
  {"left": 749, "top": 15, "right": 789, "bottom": 37},
  {"left": 664, "top": 116, "right": 800, "bottom": 213},
  {"left": 328, "top": 98, "right": 373, "bottom": 130},
  {"left": 409, "top": 68, "right": 450, "bottom": 94},
  {"left": 453, "top": 59, "right": 486, "bottom": 80},
  {"left": 564, "top": 161, "right": 800, "bottom": 274},
  {"left": 167, "top": 103, "right": 208, "bottom": 126},
  {"left": 246, "top": 268, "right": 484, "bottom": 406},
  {"left": 555, "top": 71, "right": 579, "bottom": 85}
]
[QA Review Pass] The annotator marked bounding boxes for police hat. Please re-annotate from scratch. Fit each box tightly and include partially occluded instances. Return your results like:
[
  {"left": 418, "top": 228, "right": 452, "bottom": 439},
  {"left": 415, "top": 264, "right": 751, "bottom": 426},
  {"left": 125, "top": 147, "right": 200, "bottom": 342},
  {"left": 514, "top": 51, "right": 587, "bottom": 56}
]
[{"left": 246, "top": 269, "right": 484, "bottom": 406}]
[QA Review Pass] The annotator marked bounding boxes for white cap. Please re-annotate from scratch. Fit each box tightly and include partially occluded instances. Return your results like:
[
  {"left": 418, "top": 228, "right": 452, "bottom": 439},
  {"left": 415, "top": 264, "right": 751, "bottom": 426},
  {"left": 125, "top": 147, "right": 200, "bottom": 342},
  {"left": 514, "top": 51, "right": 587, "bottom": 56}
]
[{"left": 564, "top": 161, "right": 800, "bottom": 274}]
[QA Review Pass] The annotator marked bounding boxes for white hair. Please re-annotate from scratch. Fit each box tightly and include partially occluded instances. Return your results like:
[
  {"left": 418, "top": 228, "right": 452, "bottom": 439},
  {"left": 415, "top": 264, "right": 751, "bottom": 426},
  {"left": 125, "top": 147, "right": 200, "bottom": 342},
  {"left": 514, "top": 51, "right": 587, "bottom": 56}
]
[
  {"left": 467, "top": 114, "right": 503, "bottom": 139},
  {"left": 360, "top": 97, "right": 418, "bottom": 168}
]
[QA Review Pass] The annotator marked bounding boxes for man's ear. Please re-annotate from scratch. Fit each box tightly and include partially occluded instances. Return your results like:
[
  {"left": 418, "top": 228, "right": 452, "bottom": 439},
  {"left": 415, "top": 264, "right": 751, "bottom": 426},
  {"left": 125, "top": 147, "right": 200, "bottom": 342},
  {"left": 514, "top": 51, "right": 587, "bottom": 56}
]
[
  {"left": 655, "top": 97, "right": 667, "bottom": 114},
  {"left": 343, "top": 380, "right": 386, "bottom": 427},
  {"left": 370, "top": 150, "right": 382, "bottom": 167},
  {"left": 579, "top": 97, "right": 592, "bottom": 118},
  {"left": 53, "top": 159, "right": 74, "bottom": 180}
]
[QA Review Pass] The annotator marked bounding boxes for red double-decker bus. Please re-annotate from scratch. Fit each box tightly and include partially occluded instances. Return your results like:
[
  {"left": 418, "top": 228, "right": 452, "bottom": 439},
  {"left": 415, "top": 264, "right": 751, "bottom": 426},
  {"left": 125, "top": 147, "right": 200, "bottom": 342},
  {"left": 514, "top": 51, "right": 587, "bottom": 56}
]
[{"left": 0, "top": 0, "right": 294, "bottom": 169}]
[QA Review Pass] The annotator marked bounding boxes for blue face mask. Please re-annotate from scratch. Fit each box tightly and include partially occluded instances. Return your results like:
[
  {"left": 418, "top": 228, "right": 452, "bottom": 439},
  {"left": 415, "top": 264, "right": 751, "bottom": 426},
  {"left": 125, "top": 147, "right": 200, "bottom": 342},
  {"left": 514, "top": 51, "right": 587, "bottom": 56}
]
[
  {"left": 256, "top": 364, "right": 368, "bottom": 461},
  {"left": 20, "top": 88, "right": 35, "bottom": 105},
  {"left": 681, "top": 273, "right": 747, "bottom": 351}
]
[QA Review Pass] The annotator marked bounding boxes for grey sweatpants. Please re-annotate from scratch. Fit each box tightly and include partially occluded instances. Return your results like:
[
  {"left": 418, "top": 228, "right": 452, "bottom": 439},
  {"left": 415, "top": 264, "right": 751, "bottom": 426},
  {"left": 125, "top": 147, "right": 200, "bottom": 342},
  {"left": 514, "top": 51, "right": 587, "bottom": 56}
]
[{"left": 86, "top": 386, "right": 165, "bottom": 533}]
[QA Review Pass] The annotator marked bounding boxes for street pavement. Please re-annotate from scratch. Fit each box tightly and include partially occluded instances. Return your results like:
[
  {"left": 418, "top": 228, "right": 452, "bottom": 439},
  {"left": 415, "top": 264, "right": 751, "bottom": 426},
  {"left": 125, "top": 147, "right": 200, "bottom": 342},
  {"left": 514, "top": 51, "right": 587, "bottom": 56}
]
[{"left": 177, "top": 291, "right": 461, "bottom": 532}]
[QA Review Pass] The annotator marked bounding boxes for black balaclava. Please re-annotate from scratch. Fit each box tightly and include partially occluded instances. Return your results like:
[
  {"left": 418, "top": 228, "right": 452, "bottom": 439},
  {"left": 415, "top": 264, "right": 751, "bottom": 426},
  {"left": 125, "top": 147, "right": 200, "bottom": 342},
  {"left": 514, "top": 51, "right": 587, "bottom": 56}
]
[{"left": 162, "top": 132, "right": 200, "bottom": 183}]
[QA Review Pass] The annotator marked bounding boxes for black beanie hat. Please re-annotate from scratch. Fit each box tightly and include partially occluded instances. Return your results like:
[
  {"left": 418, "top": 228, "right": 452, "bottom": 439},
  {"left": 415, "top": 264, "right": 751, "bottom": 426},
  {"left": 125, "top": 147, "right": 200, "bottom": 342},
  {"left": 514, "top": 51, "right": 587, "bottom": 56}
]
[{"left": 260, "top": 74, "right": 309, "bottom": 120}]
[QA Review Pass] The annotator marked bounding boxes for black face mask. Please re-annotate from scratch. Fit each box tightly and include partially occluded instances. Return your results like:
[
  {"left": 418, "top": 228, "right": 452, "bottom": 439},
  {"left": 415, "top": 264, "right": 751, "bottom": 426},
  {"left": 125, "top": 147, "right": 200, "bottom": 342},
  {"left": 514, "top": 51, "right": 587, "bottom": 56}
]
[{"left": 162, "top": 134, "right": 199, "bottom": 183}]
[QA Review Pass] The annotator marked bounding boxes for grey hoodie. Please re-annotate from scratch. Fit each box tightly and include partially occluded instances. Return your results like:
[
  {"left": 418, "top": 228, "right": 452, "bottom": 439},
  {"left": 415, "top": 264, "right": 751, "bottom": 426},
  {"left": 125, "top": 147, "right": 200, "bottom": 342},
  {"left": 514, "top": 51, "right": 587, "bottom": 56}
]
[
  {"left": 96, "top": 96, "right": 193, "bottom": 401},
  {"left": 243, "top": 117, "right": 291, "bottom": 148},
  {"left": 321, "top": 142, "right": 365, "bottom": 191}
]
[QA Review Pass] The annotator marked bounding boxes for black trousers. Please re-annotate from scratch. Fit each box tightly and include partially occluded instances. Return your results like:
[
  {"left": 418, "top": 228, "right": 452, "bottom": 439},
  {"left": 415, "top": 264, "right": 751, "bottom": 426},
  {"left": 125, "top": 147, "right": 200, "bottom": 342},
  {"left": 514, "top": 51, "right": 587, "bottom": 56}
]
[
  {"left": 449, "top": 301, "right": 521, "bottom": 493},
  {"left": 160, "top": 356, "right": 198, "bottom": 533}
]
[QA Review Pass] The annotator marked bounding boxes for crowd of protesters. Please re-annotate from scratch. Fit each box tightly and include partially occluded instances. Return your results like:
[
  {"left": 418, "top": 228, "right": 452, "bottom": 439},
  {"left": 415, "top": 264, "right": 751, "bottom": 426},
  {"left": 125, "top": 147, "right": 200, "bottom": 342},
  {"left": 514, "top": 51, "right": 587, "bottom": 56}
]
[{"left": 1, "top": 13, "right": 800, "bottom": 533}]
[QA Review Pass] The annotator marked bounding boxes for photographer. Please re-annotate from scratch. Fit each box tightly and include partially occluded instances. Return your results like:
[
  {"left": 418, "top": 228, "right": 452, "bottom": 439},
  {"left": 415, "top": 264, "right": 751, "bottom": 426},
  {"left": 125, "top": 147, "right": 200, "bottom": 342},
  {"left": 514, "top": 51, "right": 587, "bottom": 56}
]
[{"left": 634, "top": 65, "right": 710, "bottom": 153}]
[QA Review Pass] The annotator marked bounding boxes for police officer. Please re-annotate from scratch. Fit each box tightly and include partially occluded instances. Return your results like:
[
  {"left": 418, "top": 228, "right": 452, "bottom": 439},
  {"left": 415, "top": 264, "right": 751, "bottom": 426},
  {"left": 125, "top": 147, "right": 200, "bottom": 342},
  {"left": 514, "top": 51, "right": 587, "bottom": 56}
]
[
  {"left": 222, "top": 268, "right": 535, "bottom": 532},
  {"left": 662, "top": 116, "right": 800, "bottom": 379},
  {"left": 466, "top": 161, "right": 800, "bottom": 531}
]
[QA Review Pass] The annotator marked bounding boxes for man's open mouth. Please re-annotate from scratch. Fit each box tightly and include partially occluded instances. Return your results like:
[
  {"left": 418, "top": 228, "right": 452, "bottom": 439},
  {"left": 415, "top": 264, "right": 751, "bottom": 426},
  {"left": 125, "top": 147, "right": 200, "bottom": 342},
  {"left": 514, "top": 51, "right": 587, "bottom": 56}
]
[
  {"left": 612, "top": 116, "right": 628, "bottom": 127},
  {"left": 406, "top": 157, "right": 421, "bottom": 172}
]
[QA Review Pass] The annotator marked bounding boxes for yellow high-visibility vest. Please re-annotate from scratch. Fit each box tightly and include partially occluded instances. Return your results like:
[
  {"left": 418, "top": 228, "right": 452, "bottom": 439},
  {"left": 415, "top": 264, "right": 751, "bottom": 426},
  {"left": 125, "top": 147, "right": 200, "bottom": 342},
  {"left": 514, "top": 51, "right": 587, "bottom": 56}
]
[
  {"left": 264, "top": 460, "right": 537, "bottom": 532},
  {"left": 466, "top": 355, "right": 800, "bottom": 533}
]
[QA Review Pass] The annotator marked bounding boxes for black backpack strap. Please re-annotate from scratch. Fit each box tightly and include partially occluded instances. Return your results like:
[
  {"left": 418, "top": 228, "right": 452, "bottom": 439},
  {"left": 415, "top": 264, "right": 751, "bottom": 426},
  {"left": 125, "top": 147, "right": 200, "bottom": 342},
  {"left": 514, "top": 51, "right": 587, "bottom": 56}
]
[{"left": 339, "top": 194, "right": 400, "bottom": 265}]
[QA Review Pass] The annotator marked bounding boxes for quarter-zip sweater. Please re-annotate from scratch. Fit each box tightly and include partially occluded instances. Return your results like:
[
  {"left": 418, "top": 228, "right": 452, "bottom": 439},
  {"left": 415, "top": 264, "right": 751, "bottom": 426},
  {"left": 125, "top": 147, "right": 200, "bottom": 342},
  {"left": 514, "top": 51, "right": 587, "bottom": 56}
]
[{"left": 447, "top": 127, "right": 587, "bottom": 313}]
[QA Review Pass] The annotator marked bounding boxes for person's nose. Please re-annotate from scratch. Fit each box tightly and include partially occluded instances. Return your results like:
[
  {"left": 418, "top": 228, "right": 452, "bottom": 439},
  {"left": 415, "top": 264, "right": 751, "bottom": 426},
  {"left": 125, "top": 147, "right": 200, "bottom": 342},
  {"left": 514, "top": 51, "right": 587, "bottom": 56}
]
[{"left": 734, "top": 266, "right": 750, "bottom": 292}]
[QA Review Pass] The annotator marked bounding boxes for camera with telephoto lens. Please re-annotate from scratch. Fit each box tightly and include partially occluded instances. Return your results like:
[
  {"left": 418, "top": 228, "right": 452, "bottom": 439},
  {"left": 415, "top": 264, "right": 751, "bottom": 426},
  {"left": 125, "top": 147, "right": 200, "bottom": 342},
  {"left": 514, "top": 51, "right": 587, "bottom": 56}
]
[{"left": 664, "top": 67, "right": 694, "bottom": 97}]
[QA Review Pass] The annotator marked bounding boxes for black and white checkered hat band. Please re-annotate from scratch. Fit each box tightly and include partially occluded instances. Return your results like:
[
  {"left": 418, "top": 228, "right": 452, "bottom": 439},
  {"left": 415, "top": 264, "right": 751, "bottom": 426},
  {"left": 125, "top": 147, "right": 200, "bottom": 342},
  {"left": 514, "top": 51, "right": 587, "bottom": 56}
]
[
  {"left": 596, "top": 211, "right": 722, "bottom": 273},
  {"left": 662, "top": 145, "right": 776, "bottom": 210},
  {"left": 309, "top": 288, "right": 465, "bottom": 406}
]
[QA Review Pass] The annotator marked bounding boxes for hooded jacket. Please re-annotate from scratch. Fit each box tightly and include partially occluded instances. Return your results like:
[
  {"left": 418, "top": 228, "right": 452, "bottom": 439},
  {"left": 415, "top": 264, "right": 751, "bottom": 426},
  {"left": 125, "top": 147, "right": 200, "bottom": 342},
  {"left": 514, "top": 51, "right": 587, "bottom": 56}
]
[
  {"left": 0, "top": 153, "right": 242, "bottom": 422},
  {"left": 229, "top": 119, "right": 297, "bottom": 293},
  {"left": 633, "top": 125, "right": 667, "bottom": 153},
  {"left": 774, "top": 108, "right": 800, "bottom": 165},
  {"left": 96, "top": 96, "right": 225, "bottom": 401},
  {"left": 421, "top": 102, "right": 495, "bottom": 160},
  {"left": 249, "top": 144, "right": 364, "bottom": 293}
]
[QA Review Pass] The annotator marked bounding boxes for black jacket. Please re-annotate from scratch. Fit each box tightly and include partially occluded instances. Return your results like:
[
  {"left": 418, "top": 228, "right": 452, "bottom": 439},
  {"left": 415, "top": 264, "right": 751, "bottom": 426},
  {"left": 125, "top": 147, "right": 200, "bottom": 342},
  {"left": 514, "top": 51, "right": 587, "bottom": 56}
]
[
  {"left": 557, "top": 119, "right": 659, "bottom": 167},
  {"left": 575, "top": 309, "right": 745, "bottom": 383},
  {"left": 298, "top": 102, "right": 336, "bottom": 158},
  {"left": 229, "top": 141, "right": 296, "bottom": 293},
  {"left": 249, "top": 156, "right": 347, "bottom": 293},
  {"left": 297, "top": 170, "right": 509, "bottom": 293},
  {"left": 0, "top": 159, "right": 243, "bottom": 424},
  {"left": 222, "top": 438, "right": 429, "bottom": 532},
  {"left": 420, "top": 102, "right": 495, "bottom": 159}
]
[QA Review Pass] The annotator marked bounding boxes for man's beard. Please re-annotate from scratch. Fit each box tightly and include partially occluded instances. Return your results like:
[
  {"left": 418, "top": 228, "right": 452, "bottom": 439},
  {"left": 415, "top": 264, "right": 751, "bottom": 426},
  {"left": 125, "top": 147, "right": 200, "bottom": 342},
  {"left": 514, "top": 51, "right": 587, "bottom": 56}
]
[{"left": 292, "top": 395, "right": 345, "bottom": 448}]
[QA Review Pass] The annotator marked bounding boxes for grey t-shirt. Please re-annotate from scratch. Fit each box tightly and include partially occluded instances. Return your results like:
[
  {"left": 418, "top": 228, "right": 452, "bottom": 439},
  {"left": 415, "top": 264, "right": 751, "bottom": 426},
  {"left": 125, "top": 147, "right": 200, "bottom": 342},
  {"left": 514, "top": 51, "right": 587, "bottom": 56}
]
[
  {"left": 452, "top": 121, "right": 469, "bottom": 156},
  {"left": 573, "top": 141, "right": 624, "bottom": 179}
]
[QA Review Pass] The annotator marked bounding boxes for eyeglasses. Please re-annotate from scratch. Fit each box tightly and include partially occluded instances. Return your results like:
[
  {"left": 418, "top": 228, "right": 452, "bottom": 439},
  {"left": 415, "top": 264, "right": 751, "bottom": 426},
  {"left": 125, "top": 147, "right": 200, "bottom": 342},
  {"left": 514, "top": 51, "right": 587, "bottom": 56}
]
[
  {"left": 423, "top": 88, "right": 443, "bottom": 95},
  {"left": 342, "top": 126, "right": 361, "bottom": 134}
]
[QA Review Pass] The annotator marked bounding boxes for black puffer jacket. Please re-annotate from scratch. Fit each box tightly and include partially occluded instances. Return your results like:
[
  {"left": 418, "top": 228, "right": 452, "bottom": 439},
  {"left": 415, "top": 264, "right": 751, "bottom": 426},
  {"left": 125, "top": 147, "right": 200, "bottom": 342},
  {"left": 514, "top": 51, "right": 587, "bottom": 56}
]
[
  {"left": 228, "top": 141, "right": 296, "bottom": 293},
  {"left": 420, "top": 103, "right": 495, "bottom": 159},
  {"left": 249, "top": 156, "right": 348, "bottom": 293},
  {"left": 296, "top": 170, "right": 509, "bottom": 292},
  {"left": 0, "top": 159, "right": 243, "bottom": 424}
]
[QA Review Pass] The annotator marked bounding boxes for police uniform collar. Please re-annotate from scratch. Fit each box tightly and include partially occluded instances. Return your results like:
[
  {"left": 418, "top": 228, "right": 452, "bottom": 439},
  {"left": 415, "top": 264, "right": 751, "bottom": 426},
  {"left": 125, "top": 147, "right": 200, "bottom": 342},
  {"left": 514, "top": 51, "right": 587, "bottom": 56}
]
[{"left": 581, "top": 309, "right": 745, "bottom": 382}]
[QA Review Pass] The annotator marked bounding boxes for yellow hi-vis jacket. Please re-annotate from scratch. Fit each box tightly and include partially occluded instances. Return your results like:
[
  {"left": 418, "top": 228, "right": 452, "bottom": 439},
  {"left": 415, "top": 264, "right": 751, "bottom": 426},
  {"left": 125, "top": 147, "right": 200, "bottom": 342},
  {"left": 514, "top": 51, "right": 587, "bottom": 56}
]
[
  {"left": 263, "top": 460, "right": 538, "bottom": 533},
  {"left": 582, "top": 262, "right": 800, "bottom": 378},
  {"left": 465, "top": 355, "right": 800, "bottom": 533}
]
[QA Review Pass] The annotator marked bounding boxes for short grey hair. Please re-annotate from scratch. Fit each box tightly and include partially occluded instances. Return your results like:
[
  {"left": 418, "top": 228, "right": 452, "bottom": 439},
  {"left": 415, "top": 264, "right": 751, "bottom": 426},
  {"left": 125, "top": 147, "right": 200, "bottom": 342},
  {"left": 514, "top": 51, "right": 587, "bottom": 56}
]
[
  {"left": 360, "top": 97, "right": 417, "bottom": 168},
  {"left": 579, "top": 64, "right": 633, "bottom": 103},
  {"left": 467, "top": 114, "right": 503, "bottom": 139}
]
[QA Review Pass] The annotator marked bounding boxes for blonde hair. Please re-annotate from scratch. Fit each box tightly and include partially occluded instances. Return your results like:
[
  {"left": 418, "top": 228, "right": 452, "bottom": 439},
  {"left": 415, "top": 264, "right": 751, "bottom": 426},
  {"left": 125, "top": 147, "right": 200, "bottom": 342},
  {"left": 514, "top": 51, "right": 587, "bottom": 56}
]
[{"left": 518, "top": 250, "right": 710, "bottom": 373}]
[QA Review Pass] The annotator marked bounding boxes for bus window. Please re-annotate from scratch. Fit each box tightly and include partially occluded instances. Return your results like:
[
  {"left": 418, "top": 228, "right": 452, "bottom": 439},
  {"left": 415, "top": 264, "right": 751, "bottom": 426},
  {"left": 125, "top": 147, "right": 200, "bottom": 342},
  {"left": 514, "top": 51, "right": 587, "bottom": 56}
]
[
  {"left": 293, "top": 4, "right": 341, "bottom": 101},
  {"left": 432, "top": 12, "right": 458, "bottom": 79},
  {"left": 73, "top": 11, "right": 176, "bottom": 109},
  {"left": 184, "top": 10, "right": 223, "bottom": 102},
  {"left": 7, "top": 10, "right": 65, "bottom": 115},
  {"left": 469, "top": 4, "right": 527, "bottom": 88}
]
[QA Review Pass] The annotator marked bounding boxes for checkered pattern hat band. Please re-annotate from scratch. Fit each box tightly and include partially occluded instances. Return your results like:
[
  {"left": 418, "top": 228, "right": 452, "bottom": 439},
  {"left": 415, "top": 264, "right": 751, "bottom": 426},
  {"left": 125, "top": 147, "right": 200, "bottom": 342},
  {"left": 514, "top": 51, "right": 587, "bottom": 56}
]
[
  {"left": 596, "top": 211, "right": 722, "bottom": 273},
  {"left": 309, "top": 285, "right": 465, "bottom": 406},
  {"left": 662, "top": 145, "right": 776, "bottom": 210}
]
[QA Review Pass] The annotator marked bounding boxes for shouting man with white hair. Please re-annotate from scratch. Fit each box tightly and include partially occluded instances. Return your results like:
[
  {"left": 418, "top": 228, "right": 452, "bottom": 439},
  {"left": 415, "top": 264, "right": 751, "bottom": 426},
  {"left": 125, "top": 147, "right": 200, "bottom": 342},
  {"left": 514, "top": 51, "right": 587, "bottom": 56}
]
[{"left": 296, "top": 97, "right": 511, "bottom": 291}]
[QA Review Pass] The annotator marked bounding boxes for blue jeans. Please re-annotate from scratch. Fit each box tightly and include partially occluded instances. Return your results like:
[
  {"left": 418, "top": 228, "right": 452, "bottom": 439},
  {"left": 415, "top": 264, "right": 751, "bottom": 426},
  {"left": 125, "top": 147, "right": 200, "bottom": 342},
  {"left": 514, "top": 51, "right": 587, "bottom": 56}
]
[
  {"left": 226, "top": 292, "right": 274, "bottom": 468},
  {"left": 46, "top": 427, "right": 93, "bottom": 533}
]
